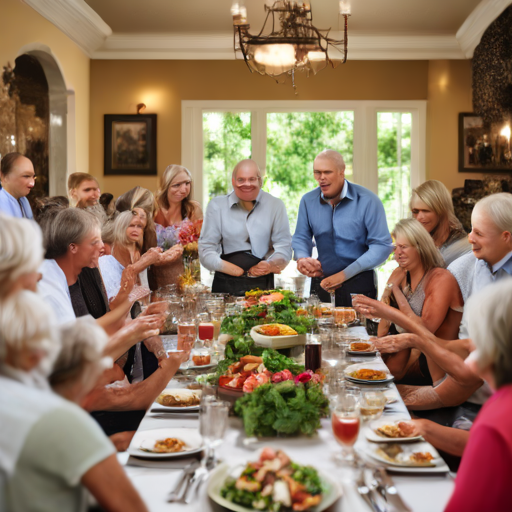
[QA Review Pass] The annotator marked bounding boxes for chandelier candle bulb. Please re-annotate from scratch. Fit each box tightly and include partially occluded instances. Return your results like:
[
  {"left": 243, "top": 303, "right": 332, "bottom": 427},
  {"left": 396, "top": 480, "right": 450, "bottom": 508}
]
[{"left": 339, "top": 1, "right": 351, "bottom": 15}]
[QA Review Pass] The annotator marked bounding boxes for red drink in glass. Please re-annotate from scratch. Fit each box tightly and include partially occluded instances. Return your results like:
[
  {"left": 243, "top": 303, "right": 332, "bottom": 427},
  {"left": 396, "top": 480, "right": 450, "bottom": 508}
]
[
  {"left": 198, "top": 322, "right": 214, "bottom": 341},
  {"left": 332, "top": 414, "right": 360, "bottom": 447}
]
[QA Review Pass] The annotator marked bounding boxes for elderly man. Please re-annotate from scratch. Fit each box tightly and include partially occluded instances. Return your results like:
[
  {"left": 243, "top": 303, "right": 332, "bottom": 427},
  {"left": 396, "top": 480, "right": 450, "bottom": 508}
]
[
  {"left": 199, "top": 159, "right": 292, "bottom": 295},
  {"left": 292, "top": 149, "right": 393, "bottom": 306},
  {"left": 68, "top": 172, "right": 101, "bottom": 208},
  {"left": 0, "top": 152, "right": 35, "bottom": 219}
]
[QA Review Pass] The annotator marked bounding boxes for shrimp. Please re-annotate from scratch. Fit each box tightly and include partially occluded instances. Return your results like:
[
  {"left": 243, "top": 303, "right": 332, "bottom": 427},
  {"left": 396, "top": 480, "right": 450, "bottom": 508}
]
[{"left": 243, "top": 373, "right": 270, "bottom": 393}]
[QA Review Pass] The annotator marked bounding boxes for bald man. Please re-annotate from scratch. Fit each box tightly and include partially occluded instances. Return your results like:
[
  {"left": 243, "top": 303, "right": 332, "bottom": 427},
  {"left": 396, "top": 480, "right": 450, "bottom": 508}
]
[
  {"left": 0, "top": 153, "right": 35, "bottom": 219},
  {"left": 292, "top": 149, "right": 393, "bottom": 306},
  {"left": 199, "top": 159, "right": 292, "bottom": 295}
]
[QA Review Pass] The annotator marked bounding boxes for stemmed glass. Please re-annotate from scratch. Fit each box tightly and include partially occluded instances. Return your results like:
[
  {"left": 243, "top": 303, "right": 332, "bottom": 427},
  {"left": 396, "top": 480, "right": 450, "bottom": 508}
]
[
  {"left": 199, "top": 398, "right": 229, "bottom": 467},
  {"left": 331, "top": 393, "right": 361, "bottom": 464}
]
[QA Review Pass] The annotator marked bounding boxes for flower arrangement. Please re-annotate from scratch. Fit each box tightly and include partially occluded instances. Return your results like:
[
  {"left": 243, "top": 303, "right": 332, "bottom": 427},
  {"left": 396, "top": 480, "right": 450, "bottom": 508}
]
[
  {"left": 178, "top": 219, "right": 203, "bottom": 257},
  {"left": 156, "top": 224, "right": 179, "bottom": 251}
]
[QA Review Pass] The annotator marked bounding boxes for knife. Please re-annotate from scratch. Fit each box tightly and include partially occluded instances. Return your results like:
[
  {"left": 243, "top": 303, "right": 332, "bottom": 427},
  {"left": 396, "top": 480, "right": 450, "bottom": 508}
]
[{"left": 374, "top": 468, "right": 412, "bottom": 512}]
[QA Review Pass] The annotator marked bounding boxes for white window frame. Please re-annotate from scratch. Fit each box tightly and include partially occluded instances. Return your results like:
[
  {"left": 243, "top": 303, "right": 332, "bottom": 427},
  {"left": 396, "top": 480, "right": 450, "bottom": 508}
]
[{"left": 182, "top": 100, "right": 426, "bottom": 208}]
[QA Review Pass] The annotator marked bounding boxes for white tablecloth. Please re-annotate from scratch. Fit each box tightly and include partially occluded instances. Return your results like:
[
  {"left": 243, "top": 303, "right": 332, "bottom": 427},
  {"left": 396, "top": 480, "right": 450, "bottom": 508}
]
[{"left": 118, "top": 328, "right": 455, "bottom": 511}]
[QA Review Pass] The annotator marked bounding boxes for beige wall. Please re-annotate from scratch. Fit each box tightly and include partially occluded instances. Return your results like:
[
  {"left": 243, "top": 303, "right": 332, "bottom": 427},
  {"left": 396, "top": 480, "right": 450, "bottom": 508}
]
[
  {"left": 427, "top": 59, "right": 484, "bottom": 191},
  {"left": 90, "top": 60, "right": 428, "bottom": 197},
  {"left": 0, "top": 0, "right": 90, "bottom": 175}
]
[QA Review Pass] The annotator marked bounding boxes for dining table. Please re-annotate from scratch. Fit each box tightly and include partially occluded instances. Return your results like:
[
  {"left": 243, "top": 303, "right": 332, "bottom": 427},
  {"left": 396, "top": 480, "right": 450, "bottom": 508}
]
[{"left": 118, "top": 327, "right": 455, "bottom": 512}]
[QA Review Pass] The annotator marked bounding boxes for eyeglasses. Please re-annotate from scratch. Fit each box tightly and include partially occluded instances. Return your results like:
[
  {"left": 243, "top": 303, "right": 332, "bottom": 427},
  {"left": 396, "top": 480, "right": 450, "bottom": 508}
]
[{"left": 235, "top": 177, "right": 260, "bottom": 185}]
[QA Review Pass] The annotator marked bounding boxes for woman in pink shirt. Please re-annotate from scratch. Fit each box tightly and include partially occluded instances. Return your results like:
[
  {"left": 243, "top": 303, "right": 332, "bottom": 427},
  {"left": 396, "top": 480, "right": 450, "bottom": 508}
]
[{"left": 445, "top": 279, "right": 512, "bottom": 512}]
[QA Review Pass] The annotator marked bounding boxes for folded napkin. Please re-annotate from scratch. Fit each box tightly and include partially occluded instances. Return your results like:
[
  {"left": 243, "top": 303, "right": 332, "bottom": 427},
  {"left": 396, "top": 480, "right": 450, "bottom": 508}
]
[{"left": 126, "top": 454, "right": 201, "bottom": 469}]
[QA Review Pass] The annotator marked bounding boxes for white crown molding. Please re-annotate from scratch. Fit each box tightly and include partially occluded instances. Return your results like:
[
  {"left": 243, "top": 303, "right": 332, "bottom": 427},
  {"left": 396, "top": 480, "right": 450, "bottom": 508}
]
[
  {"left": 456, "top": 0, "right": 512, "bottom": 58},
  {"left": 21, "top": 0, "right": 112, "bottom": 56},
  {"left": 91, "top": 33, "right": 465, "bottom": 60}
]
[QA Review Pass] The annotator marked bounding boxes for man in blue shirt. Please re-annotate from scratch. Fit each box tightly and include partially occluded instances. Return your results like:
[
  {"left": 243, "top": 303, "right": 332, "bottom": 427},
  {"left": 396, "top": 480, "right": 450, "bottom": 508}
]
[
  {"left": 0, "top": 152, "right": 35, "bottom": 219},
  {"left": 292, "top": 150, "right": 393, "bottom": 306}
]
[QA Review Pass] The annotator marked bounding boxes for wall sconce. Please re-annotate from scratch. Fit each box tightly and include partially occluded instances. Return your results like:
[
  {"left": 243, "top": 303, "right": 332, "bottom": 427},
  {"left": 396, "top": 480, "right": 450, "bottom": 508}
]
[{"left": 137, "top": 103, "right": 146, "bottom": 114}]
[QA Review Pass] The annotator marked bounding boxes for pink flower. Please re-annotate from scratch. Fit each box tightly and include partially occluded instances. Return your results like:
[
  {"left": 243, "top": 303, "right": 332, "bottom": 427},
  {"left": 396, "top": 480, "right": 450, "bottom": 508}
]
[
  {"left": 310, "top": 373, "right": 322, "bottom": 384},
  {"left": 271, "top": 369, "right": 293, "bottom": 383},
  {"left": 294, "top": 370, "right": 313, "bottom": 384}
]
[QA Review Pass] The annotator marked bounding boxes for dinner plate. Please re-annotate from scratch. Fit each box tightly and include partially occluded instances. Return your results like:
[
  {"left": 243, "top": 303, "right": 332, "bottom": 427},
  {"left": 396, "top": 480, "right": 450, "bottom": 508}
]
[
  {"left": 346, "top": 348, "right": 377, "bottom": 356},
  {"left": 207, "top": 462, "right": 341, "bottom": 512},
  {"left": 344, "top": 362, "right": 394, "bottom": 385},
  {"left": 366, "top": 441, "right": 449, "bottom": 473},
  {"left": 128, "top": 428, "right": 203, "bottom": 459},
  {"left": 150, "top": 402, "right": 200, "bottom": 413},
  {"left": 365, "top": 417, "right": 423, "bottom": 443},
  {"left": 250, "top": 325, "right": 306, "bottom": 349},
  {"left": 179, "top": 362, "right": 217, "bottom": 371}
]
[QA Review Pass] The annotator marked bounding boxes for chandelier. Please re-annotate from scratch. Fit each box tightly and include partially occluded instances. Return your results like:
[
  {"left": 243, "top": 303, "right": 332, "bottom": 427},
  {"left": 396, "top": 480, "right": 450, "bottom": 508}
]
[{"left": 232, "top": 1, "right": 350, "bottom": 87}]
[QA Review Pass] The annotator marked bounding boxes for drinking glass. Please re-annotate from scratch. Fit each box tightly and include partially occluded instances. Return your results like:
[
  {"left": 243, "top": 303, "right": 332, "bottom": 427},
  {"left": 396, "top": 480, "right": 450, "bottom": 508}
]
[
  {"left": 199, "top": 399, "right": 229, "bottom": 466},
  {"left": 331, "top": 393, "right": 360, "bottom": 464},
  {"left": 359, "top": 390, "right": 386, "bottom": 422},
  {"left": 305, "top": 333, "right": 322, "bottom": 372},
  {"left": 333, "top": 307, "right": 357, "bottom": 327}
]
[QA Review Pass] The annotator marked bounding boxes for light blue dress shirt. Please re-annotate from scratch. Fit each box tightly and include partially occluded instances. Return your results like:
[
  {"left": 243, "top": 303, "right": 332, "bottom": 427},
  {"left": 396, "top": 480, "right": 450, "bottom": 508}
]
[
  {"left": 199, "top": 190, "right": 292, "bottom": 272},
  {"left": 0, "top": 188, "right": 33, "bottom": 219},
  {"left": 292, "top": 181, "right": 393, "bottom": 280}
]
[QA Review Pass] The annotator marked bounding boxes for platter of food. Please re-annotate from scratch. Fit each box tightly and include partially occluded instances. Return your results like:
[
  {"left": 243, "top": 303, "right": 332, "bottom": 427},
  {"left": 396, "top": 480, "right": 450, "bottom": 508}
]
[
  {"left": 208, "top": 448, "right": 340, "bottom": 512},
  {"left": 128, "top": 428, "right": 203, "bottom": 459},
  {"left": 346, "top": 341, "right": 377, "bottom": 356},
  {"left": 344, "top": 363, "right": 394, "bottom": 385},
  {"left": 150, "top": 389, "right": 202, "bottom": 412},
  {"left": 250, "top": 324, "right": 306, "bottom": 349},
  {"left": 366, "top": 441, "right": 449, "bottom": 473},
  {"left": 365, "top": 417, "right": 423, "bottom": 443}
]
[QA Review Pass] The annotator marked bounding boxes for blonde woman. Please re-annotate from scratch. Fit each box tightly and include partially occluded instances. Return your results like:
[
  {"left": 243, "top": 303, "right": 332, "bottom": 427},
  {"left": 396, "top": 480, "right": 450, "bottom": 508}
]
[
  {"left": 377, "top": 218, "right": 463, "bottom": 381},
  {"left": 151, "top": 165, "right": 203, "bottom": 289},
  {"left": 410, "top": 180, "right": 471, "bottom": 265}
]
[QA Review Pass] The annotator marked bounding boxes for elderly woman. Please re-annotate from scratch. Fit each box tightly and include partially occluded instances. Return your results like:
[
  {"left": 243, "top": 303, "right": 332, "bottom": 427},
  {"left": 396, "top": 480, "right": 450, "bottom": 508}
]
[
  {"left": 0, "top": 214, "right": 44, "bottom": 298},
  {"left": 443, "top": 280, "right": 512, "bottom": 511},
  {"left": 377, "top": 218, "right": 463, "bottom": 381},
  {"left": 410, "top": 180, "right": 471, "bottom": 265},
  {"left": 0, "top": 292, "right": 148, "bottom": 512},
  {"left": 152, "top": 165, "right": 202, "bottom": 289}
]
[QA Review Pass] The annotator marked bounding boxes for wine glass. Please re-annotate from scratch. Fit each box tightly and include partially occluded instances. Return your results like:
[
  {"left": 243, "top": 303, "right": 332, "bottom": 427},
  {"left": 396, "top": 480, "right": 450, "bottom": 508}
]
[
  {"left": 331, "top": 393, "right": 360, "bottom": 464},
  {"left": 359, "top": 391, "right": 386, "bottom": 422},
  {"left": 199, "top": 399, "right": 229, "bottom": 467}
]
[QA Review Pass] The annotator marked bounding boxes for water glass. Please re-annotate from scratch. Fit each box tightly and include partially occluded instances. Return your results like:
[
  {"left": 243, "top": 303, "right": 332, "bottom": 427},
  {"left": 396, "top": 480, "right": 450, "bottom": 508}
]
[
  {"left": 359, "top": 390, "right": 386, "bottom": 422},
  {"left": 199, "top": 400, "right": 229, "bottom": 464}
]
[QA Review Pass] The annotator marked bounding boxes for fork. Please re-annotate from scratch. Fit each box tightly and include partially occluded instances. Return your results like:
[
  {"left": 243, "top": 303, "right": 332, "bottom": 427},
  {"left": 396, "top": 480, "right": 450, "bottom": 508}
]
[
  {"left": 167, "top": 461, "right": 199, "bottom": 502},
  {"left": 184, "top": 453, "right": 216, "bottom": 504}
]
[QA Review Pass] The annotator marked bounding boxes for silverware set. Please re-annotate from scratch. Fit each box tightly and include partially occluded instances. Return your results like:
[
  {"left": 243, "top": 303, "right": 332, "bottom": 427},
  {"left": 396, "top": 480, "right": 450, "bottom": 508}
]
[{"left": 167, "top": 454, "right": 216, "bottom": 503}]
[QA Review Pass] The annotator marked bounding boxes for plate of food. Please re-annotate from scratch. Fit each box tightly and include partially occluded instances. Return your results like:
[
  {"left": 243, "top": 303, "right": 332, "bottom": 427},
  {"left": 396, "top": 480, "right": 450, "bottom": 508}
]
[
  {"left": 250, "top": 324, "right": 306, "bottom": 349},
  {"left": 346, "top": 341, "right": 377, "bottom": 356},
  {"left": 208, "top": 447, "right": 340, "bottom": 512},
  {"left": 365, "top": 417, "right": 423, "bottom": 443},
  {"left": 344, "top": 363, "right": 394, "bottom": 384},
  {"left": 128, "top": 428, "right": 203, "bottom": 459},
  {"left": 366, "top": 441, "right": 448, "bottom": 472},
  {"left": 150, "top": 389, "right": 202, "bottom": 412}
]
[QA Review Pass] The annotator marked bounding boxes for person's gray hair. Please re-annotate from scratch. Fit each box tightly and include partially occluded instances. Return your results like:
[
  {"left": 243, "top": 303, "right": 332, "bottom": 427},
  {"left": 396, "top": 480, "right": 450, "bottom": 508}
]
[
  {"left": 101, "top": 218, "right": 116, "bottom": 246},
  {"left": 474, "top": 192, "right": 512, "bottom": 234},
  {"left": 232, "top": 159, "right": 262, "bottom": 180},
  {"left": 112, "top": 210, "right": 142, "bottom": 249},
  {"left": 315, "top": 149, "right": 346, "bottom": 172},
  {"left": 49, "top": 316, "right": 111, "bottom": 388},
  {"left": 0, "top": 215, "right": 44, "bottom": 295},
  {"left": 44, "top": 208, "right": 100, "bottom": 259},
  {"left": 0, "top": 291, "right": 60, "bottom": 371},
  {"left": 466, "top": 279, "right": 512, "bottom": 388},
  {"left": 392, "top": 218, "right": 445, "bottom": 272}
]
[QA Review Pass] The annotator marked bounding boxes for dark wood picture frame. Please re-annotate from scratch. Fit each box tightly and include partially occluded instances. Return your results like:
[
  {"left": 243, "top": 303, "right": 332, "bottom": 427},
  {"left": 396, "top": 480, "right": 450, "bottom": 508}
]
[
  {"left": 459, "top": 112, "right": 512, "bottom": 173},
  {"left": 104, "top": 114, "right": 157, "bottom": 176}
]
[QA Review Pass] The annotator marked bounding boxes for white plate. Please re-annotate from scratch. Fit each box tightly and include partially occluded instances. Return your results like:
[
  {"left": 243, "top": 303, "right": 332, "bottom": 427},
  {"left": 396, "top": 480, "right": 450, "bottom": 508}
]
[
  {"left": 347, "top": 349, "right": 377, "bottom": 356},
  {"left": 179, "top": 362, "right": 217, "bottom": 371},
  {"left": 344, "top": 362, "right": 394, "bottom": 385},
  {"left": 365, "top": 417, "right": 423, "bottom": 443},
  {"left": 208, "top": 462, "right": 341, "bottom": 512},
  {"left": 150, "top": 402, "right": 200, "bottom": 413},
  {"left": 128, "top": 428, "right": 203, "bottom": 459},
  {"left": 250, "top": 325, "right": 306, "bottom": 349},
  {"left": 383, "top": 390, "right": 398, "bottom": 404},
  {"left": 366, "top": 441, "right": 449, "bottom": 473}
]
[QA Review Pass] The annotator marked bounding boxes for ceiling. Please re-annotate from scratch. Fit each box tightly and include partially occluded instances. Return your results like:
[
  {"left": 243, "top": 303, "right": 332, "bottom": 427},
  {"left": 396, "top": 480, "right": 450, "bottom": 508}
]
[
  {"left": 83, "top": 0, "right": 481, "bottom": 36},
  {"left": 21, "top": 0, "right": 512, "bottom": 60}
]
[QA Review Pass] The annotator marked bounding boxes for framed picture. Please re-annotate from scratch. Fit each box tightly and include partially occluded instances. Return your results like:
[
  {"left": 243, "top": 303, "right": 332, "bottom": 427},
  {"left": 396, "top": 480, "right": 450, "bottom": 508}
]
[
  {"left": 104, "top": 114, "right": 157, "bottom": 176},
  {"left": 459, "top": 112, "right": 512, "bottom": 173}
]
